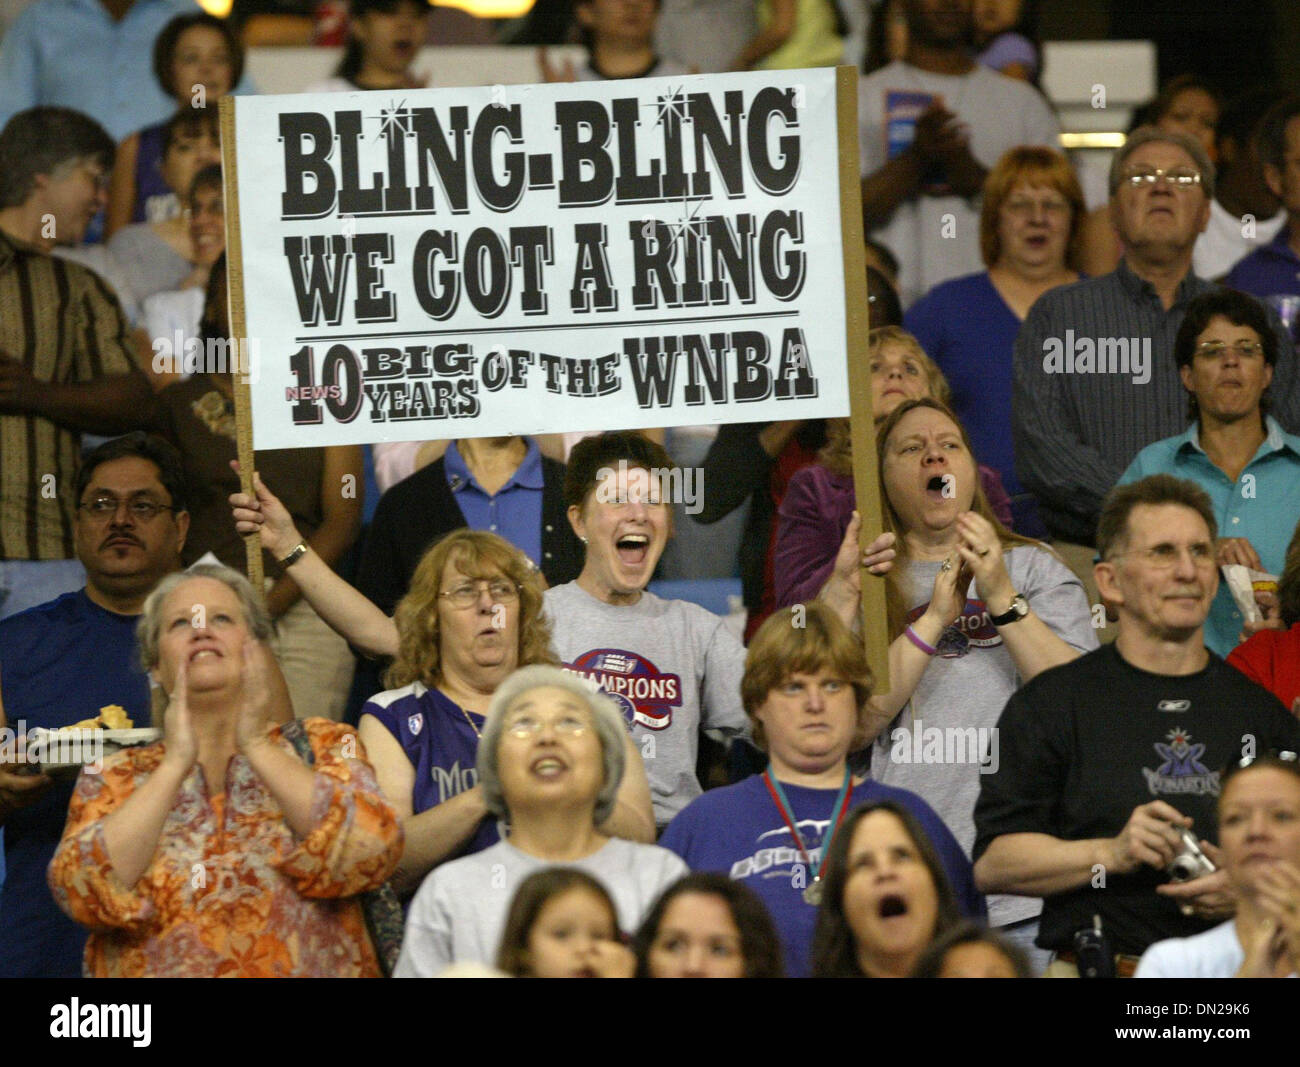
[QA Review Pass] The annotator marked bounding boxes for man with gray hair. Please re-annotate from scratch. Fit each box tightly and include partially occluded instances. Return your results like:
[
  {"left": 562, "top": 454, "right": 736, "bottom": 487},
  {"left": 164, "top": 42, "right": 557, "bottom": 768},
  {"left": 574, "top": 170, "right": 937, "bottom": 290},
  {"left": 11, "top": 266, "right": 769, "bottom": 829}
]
[
  {"left": 974, "top": 474, "right": 1300, "bottom": 975},
  {"left": 1012, "top": 127, "right": 1300, "bottom": 630}
]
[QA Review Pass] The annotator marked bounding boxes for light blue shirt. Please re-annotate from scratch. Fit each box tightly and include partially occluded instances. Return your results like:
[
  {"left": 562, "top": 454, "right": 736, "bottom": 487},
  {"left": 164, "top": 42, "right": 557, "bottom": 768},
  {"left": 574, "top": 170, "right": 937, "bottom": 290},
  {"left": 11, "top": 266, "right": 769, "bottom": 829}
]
[
  {"left": 0, "top": 0, "right": 248, "bottom": 141},
  {"left": 443, "top": 439, "right": 544, "bottom": 570},
  {"left": 1118, "top": 416, "right": 1300, "bottom": 657}
]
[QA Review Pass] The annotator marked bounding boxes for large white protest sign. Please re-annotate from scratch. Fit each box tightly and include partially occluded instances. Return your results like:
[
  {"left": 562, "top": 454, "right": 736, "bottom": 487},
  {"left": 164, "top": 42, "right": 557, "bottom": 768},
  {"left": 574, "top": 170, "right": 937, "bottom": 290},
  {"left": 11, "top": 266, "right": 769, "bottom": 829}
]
[{"left": 222, "top": 68, "right": 857, "bottom": 450}]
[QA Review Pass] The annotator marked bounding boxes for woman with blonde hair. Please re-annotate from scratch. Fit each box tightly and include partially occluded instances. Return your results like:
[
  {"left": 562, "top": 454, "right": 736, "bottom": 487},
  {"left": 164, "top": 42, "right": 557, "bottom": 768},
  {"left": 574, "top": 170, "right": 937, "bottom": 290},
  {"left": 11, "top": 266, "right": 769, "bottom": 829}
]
[
  {"left": 773, "top": 325, "right": 1011, "bottom": 608},
  {"left": 906, "top": 145, "right": 1085, "bottom": 536},
  {"left": 833, "top": 399, "right": 1095, "bottom": 972}
]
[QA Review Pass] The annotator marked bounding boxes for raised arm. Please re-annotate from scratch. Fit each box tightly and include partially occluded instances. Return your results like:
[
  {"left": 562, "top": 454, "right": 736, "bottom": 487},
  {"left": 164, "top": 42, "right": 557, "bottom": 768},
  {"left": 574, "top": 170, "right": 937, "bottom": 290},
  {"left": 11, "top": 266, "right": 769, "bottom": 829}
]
[
  {"left": 230, "top": 465, "right": 398, "bottom": 658},
  {"left": 264, "top": 445, "right": 364, "bottom": 621},
  {"left": 96, "top": 660, "right": 199, "bottom": 889}
]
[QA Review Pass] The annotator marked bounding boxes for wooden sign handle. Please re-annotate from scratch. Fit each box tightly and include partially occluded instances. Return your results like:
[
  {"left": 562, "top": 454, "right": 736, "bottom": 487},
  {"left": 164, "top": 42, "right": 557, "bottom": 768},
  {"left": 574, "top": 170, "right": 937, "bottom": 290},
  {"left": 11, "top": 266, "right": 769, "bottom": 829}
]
[{"left": 836, "top": 66, "right": 889, "bottom": 694}]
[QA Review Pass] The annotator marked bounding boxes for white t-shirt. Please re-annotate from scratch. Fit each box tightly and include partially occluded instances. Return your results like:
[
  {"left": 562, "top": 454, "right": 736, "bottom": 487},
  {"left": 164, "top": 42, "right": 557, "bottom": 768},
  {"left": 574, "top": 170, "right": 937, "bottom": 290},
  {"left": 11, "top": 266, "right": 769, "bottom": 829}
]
[
  {"left": 1136, "top": 919, "right": 1246, "bottom": 978},
  {"left": 394, "top": 838, "right": 688, "bottom": 976},
  {"left": 858, "top": 61, "right": 1060, "bottom": 307},
  {"left": 1192, "top": 197, "right": 1285, "bottom": 281}
]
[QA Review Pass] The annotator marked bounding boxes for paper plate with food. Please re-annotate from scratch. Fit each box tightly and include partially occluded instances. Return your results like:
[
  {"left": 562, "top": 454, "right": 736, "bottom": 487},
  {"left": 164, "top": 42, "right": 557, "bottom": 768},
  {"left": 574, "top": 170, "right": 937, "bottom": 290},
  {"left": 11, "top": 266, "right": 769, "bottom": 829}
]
[{"left": 23, "top": 706, "right": 161, "bottom": 777}]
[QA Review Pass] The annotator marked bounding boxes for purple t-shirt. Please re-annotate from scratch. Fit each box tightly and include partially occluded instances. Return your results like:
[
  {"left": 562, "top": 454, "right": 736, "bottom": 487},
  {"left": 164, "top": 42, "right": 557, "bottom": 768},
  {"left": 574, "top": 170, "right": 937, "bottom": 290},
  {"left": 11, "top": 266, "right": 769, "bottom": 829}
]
[
  {"left": 659, "top": 773, "right": 986, "bottom": 977},
  {"left": 362, "top": 682, "right": 501, "bottom": 857}
]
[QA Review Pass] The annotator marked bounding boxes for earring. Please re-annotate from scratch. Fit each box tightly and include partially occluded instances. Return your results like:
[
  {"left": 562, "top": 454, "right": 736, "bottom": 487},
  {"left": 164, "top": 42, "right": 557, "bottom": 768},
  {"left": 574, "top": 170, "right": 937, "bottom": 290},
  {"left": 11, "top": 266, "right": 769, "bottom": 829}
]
[{"left": 580, "top": 536, "right": 588, "bottom": 544}]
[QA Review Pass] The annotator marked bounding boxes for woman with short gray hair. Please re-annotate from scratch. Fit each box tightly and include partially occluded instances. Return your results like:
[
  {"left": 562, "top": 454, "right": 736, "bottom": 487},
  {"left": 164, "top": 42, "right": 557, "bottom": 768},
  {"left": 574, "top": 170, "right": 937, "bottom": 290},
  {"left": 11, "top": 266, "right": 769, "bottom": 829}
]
[{"left": 394, "top": 665, "right": 688, "bottom": 977}]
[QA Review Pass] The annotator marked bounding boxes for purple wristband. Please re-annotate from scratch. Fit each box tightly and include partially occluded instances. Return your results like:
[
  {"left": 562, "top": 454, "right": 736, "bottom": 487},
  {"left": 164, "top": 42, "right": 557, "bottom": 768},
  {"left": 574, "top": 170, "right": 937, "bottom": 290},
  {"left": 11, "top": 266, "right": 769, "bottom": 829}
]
[{"left": 904, "top": 625, "right": 938, "bottom": 656}]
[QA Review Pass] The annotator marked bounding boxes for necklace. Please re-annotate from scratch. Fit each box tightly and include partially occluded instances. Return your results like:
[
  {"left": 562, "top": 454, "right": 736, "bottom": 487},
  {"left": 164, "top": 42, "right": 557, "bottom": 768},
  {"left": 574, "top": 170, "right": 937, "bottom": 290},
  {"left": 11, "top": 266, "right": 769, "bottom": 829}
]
[{"left": 458, "top": 703, "right": 484, "bottom": 739}]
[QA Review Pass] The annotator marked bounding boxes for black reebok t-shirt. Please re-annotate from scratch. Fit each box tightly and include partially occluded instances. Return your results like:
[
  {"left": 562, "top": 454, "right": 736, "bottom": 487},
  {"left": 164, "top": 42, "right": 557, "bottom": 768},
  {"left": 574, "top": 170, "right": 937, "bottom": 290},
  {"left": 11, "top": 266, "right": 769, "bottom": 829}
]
[{"left": 974, "top": 643, "right": 1300, "bottom": 956}]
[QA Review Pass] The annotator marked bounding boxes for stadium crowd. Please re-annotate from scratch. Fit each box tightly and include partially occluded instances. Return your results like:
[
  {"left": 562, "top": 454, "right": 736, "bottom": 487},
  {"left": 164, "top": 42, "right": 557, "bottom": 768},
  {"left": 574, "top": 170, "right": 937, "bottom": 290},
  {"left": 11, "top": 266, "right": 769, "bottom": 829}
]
[{"left": 2, "top": 0, "right": 1300, "bottom": 980}]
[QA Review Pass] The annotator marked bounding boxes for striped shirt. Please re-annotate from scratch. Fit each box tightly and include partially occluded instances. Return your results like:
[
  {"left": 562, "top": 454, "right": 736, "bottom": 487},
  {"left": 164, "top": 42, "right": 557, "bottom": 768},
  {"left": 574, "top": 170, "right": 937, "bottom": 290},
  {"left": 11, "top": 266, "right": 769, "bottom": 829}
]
[
  {"left": 1011, "top": 259, "right": 1300, "bottom": 544},
  {"left": 0, "top": 230, "right": 139, "bottom": 560}
]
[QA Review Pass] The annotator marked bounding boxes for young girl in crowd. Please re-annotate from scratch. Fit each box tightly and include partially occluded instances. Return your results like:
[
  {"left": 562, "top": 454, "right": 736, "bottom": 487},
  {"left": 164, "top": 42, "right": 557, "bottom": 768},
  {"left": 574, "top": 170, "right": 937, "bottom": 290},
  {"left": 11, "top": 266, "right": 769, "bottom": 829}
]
[
  {"left": 973, "top": 0, "right": 1040, "bottom": 83},
  {"left": 633, "top": 874, "right": 785, "bottom": 978},
  {"left": 106, "top": 13, "right": 241, "bottom": 236},
  {"left": 497, "top": 869, "right": 635, "bottom": 978},
  {"left": 307, "top": 0, "right": 431, "bottom": 92},
  {"left": 107, "top": 108, "right": 221, "bottom": 307},
  {"left": 911, "top": 920, "right": 1034, "bottom": 977}
]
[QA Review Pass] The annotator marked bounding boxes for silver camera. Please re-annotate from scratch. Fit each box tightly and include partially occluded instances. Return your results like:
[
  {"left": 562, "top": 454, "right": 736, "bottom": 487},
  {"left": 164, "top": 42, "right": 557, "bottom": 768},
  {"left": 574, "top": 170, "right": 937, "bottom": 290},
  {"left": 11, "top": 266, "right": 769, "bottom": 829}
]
[{"left": 1167, "top": 828, "right": 1216, "bottom": 882}]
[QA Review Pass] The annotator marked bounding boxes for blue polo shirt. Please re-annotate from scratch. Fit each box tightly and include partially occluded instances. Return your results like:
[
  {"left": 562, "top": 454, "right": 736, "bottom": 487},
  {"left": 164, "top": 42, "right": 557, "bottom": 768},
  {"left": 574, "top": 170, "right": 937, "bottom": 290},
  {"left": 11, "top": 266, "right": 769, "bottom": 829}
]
[
  {"left": 0, "top": 0, "right": 252, "bottom": 141},
  {"left": 1224, "top": 226, "right": 1300, "bottom": 301},
  {"left": 444, "top": 440, "right": 544, "bottom": 569},
  {"left": 1118, "top": 416, "right": 1300, "bottom": 656}
]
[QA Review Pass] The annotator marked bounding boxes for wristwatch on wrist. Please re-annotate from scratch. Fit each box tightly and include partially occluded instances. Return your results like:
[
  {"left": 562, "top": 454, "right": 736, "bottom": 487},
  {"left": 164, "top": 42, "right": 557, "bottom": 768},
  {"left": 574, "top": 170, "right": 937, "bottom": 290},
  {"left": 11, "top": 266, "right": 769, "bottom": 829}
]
[
  {"left": 989, "top": 593, "right": 1029, "bottom": 626},
  {"left": 279, "top": 542, "right": 308, "bottom": 568}
]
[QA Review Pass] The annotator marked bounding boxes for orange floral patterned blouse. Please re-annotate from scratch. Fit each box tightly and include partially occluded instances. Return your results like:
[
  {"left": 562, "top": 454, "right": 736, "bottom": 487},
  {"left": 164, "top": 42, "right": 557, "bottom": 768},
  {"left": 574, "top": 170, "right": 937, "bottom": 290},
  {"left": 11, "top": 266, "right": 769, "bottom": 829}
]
[{"left": 48, "top": 719, "right": 402, "bottom": 978}]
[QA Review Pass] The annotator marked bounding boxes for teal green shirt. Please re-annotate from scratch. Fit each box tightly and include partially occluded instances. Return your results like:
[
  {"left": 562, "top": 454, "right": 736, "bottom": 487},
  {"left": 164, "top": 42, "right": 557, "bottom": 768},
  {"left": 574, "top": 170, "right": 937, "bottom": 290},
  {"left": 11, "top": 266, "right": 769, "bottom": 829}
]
[{"left": 1118, "top": 416, "right": 1300, "bottom": 657}]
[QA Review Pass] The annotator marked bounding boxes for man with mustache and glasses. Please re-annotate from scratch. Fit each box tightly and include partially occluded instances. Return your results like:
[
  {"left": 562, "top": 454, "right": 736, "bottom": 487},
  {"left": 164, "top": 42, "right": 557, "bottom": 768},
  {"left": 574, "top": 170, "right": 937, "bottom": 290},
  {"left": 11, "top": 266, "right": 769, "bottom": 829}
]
[
  {"left": 0, "top": 432, "right": 187, "bottom": 977},
  {"left": 974, "top": 475, "right": 1300, "bottom": 976}
]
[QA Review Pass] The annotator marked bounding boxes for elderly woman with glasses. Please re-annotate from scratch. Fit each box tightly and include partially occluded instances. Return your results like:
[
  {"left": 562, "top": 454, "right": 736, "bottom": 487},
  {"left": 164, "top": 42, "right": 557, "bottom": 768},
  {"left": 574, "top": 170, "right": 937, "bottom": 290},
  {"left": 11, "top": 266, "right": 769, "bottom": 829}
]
[
  {"left": 1137, "top": 753, "right": 1300, "bottom": 978},
  {"left": 394, "top": 665, "right": 689, "bottom": 977},
  {"left": 47, "top": 565, "right": 402, "bottom": 977}
]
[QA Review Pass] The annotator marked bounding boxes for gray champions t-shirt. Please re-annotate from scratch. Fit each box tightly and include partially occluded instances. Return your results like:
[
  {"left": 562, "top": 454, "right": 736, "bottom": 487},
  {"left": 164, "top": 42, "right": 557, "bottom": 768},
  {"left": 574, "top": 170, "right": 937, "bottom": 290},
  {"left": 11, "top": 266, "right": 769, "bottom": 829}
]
[
  {"left": 870, "top": 545, "right": 1098, "bottom": 926},
  {"left": 394, "top": 838, "right": 689, "bottom": 976},
  {"left": 544, "top": 582, "right": 750, "bottom": 826}
]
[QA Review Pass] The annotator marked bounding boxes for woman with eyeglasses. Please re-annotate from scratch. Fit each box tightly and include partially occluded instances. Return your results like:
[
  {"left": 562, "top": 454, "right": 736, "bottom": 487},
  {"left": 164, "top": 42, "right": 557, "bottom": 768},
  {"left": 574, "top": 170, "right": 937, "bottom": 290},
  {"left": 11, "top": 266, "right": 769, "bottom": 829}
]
[
  {"left": 358, "top": 530, "right": 653, "bottom": 896},
  {"left": 394, "top": 665, "right": 687, "bottom": 976},
  {"left": 1118, "top": 288, "right": 1300, "bottom": 658},
  {"left": 1136, "top": 752, "right": 1300, "bottom": 978},
  {"left": 905, "top": 146, "right": 1085, "bottom": 538}
]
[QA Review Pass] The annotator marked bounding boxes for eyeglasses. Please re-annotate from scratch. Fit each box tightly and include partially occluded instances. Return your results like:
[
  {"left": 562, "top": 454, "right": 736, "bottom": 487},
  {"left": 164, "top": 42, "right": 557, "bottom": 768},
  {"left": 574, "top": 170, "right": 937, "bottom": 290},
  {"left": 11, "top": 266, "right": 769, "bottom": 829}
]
[
  {"left": 1121, "top": 166, "right": 1202, "bottom": 188},
  {"left": 1193, "top": 340, "right": 1265, "bottom": 361},
  {"left": 504, "top": 715, "right": 589, "bottom": 739},
  {"left": 438, "top": 579, "right": 518, "bottom": 608},
  {"left": 1109, "top": 544, "right": 1216, "bottom": 569},
  {"left": 78, "top": 495, "right": 178, "bottom": 522},
  {"left": 1003, "top": 198, "right": 1071, "bottom": 218}
]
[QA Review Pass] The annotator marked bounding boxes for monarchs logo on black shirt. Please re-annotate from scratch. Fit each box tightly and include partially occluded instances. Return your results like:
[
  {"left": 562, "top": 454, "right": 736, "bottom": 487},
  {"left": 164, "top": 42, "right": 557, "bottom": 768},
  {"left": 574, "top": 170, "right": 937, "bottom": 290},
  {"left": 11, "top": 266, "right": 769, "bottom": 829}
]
[{"left": 1143, "top": 727, "right": 1221, "bottom": 797}]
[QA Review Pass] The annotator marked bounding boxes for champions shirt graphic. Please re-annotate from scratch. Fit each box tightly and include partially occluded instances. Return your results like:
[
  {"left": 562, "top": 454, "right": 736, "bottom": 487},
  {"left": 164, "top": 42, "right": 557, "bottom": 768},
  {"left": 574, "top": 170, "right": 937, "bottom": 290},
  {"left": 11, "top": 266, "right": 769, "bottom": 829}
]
[
  {"left": 1143, "top": 727, "right": 1221, "bottom": 797},
  {"left": 565, "top": 649, "right": 682, "bottom": 730}
]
